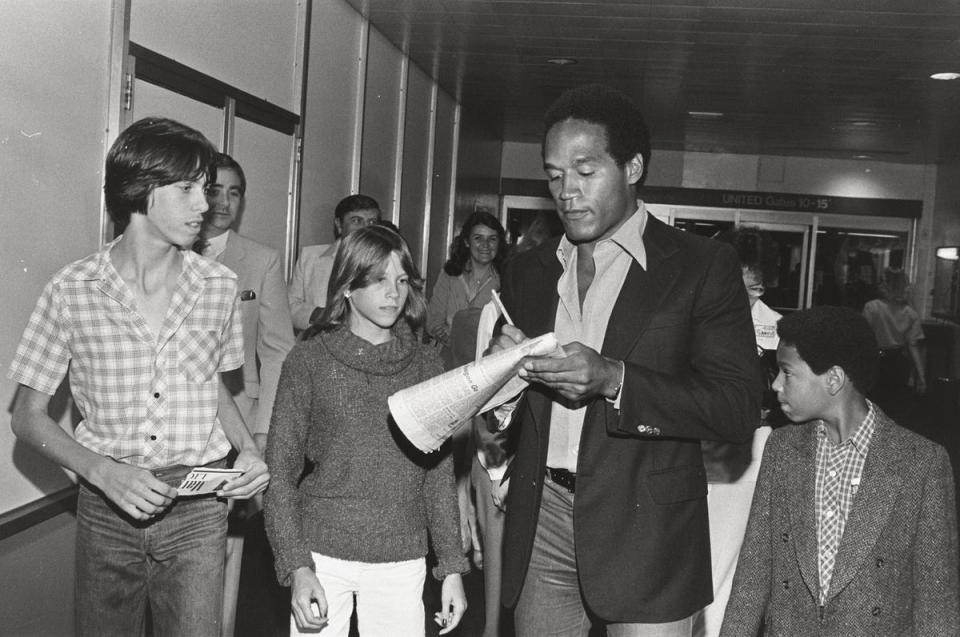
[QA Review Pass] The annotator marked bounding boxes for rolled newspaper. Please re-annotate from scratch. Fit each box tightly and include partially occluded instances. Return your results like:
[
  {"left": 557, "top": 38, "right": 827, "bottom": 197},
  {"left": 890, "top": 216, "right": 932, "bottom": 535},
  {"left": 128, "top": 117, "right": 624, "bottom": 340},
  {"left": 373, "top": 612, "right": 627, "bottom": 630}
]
[{"left": 388, "top": 332, "right": 564, "bottom": 452}]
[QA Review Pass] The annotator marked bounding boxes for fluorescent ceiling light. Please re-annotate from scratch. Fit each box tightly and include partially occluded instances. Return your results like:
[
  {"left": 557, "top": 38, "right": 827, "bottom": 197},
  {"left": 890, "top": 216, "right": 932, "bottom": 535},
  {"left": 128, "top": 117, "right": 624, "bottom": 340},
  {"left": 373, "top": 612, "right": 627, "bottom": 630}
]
[
  {"left": 930, "top": 72, "right": 960, "bottom": 80},
  {"left": 688, "top": 111, "right": 724, "bottom": 119},
  {"left": 546, "top": 57, "right": 577, "bottom": 65},
  {"left": 937, "top": 247, "right": 959, "bottom": 260}
]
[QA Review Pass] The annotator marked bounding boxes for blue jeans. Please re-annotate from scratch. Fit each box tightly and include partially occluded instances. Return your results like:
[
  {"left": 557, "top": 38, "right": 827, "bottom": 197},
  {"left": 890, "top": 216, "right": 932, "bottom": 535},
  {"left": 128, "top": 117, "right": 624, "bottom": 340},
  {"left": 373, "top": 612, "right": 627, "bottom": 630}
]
[
  {"left": 75, "top": 482, "right": 228, "bottom": 637},
  {"left": 514, "top": 479, "right": 693, "bottom": 637}
]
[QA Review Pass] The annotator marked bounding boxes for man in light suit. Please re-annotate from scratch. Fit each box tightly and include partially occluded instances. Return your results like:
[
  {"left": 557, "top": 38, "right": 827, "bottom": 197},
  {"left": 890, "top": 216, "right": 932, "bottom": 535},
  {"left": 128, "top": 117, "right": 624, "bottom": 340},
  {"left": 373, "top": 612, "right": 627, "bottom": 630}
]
[
  {"left": 488, "top": 84, "right": 763, "bottom": 636},
  {"left": 287, "top": 194, "right": 381, "bottom": 330},
  {"left": 720, "top": 306, "right": 959, "bottom": 637},
  {"left": 201, "top": 153, "right": 295, "bottom": 636}
]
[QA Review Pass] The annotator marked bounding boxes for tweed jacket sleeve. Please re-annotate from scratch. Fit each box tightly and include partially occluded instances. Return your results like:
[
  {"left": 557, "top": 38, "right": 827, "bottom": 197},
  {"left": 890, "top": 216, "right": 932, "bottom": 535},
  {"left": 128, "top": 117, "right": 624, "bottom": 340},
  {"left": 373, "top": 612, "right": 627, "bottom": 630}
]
[
  {"left": 912, "top": 443, "right": 960, "bottom": 634},
  {"left": 719, "top": 428, "right": 780, "bottom": 636}
]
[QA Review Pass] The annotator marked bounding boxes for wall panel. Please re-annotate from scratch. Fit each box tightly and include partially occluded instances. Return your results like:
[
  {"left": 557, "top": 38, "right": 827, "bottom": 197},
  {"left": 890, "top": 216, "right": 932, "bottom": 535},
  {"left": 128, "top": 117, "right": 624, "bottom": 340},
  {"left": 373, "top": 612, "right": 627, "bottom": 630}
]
[
  {"left": 398, "top": 64, "right": 434, "bottom": 268},
  {"left": 299, "top": 0, "right": 365, "bottom": 249},
  {"left": 359, "top": 27, "right": 403, "bottom": 220},
  {"left": 426, "top": 91, "right": 457, "bottom": 295},
  {"left": 0, "top": 0, "right": 112, "bottom": 516},
  {"left": 131, "top": 0, "right": 300, "bottom": 113},
  {"left": 232, "top": 119, "right": 294, "bottom": 254}
]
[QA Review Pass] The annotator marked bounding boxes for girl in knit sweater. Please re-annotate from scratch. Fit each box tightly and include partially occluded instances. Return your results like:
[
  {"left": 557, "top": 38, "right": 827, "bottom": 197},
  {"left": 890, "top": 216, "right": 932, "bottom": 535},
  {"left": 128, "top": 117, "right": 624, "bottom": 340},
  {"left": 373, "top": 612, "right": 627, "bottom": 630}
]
[{"left": 264, "top": 225, "right": 468, "bottom": 636}]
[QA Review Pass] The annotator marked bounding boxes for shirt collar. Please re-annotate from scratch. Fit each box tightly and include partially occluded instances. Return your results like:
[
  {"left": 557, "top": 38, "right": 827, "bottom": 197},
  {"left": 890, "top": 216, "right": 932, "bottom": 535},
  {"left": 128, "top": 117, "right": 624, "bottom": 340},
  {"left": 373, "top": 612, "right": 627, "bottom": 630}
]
[
  {"left": 816, "top": 400, "right": 878, "bottom": 457},
  {"left": 203, "top": 229, "right": 230, "bottom": 259},
  {"left": 556, "top": 201, "right": 648, "bottom": 270}
]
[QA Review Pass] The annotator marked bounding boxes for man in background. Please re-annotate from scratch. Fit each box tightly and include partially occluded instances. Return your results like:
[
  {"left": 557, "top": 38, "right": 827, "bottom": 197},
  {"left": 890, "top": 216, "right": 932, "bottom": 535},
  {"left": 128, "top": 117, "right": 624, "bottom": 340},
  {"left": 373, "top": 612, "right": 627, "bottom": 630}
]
[
  {"left": 288, "top": 194, "right": 381, "bottom": 329},
  {"left": 200, "top": 152, "right": 295, "bottom": 636}
]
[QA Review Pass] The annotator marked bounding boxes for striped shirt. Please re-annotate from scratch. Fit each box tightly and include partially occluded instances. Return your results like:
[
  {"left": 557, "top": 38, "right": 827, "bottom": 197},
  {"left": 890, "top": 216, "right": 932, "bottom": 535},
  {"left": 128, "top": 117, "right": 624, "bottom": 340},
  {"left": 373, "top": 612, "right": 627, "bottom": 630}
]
[
  {"left": 9, "top": 239, "right": 244, "bottom": 469},
  {"left": 815, "top": 400, "right": 877, "bottom": 605}
]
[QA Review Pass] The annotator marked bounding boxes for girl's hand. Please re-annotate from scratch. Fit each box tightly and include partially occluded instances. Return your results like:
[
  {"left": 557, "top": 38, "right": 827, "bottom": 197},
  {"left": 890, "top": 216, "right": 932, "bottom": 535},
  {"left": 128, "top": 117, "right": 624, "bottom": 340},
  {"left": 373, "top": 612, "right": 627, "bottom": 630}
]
[
  {"left": 433, "top": 573, "right": 467, "bottom": 634},
  {"left": 291, "top": 566, "right": 328, "bottom": 631}
]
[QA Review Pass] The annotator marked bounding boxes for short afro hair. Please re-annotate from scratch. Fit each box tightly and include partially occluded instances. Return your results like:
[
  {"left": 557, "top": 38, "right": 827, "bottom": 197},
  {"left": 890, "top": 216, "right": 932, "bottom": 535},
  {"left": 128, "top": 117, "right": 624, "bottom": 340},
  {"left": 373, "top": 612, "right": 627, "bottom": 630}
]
[
  {"left": 543, "top": 84, "right": 651, "bottom": 182},
  {"left": 777, "top": 306, "right": 878, "bottom": 394}
]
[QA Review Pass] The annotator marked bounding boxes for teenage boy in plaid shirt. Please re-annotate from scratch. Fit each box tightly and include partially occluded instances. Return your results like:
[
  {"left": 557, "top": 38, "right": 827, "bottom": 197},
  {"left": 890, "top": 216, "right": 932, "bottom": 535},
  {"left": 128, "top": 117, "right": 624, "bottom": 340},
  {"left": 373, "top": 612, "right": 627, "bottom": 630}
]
[
  {"left": 9, "top": 117, "right": 269, "bottom": 636},
  {"left": 720, "top": 306, "right": 959, "bottom": 636}
]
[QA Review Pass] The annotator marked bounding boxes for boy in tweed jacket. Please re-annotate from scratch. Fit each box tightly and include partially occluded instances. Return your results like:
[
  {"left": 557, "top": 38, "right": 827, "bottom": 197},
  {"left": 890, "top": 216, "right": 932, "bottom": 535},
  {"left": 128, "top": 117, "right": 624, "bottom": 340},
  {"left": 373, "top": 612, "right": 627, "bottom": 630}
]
[{"left": 720, "top": 306, "right": 959, "bottom": 636}]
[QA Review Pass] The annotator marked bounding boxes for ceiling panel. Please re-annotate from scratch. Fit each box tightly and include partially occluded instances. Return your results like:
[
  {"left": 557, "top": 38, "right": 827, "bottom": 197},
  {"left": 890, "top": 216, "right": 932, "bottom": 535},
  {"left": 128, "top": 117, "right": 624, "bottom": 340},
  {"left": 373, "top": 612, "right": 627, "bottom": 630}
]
[{"left": 344, "top": 0, "right": 960, "bottom": 162}]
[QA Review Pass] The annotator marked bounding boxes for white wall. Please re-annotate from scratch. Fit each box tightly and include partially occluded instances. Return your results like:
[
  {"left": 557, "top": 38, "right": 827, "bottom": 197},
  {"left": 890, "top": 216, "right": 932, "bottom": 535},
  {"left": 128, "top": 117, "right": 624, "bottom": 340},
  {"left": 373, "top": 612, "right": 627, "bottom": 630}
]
[
  {"left": 0, "top": 0, "right": 113, "bottom": 517},
  {"left": 0, "top": 3, "right": 114, "bottom": 632},
  {"left": 298, "top": 0, "right": 365, "bottom": 247},
  {"left": 131, "top": 0, "right": 302, "bottom": 113},
  {"left": 299, "top": 0, "right": 461, "bottom": 281}
]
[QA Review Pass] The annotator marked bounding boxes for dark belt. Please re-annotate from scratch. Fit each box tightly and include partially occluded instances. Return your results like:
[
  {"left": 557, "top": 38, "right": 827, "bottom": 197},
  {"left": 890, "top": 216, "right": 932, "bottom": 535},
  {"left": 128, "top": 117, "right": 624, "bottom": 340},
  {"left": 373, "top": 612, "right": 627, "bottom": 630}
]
[{"left": 546, "top": 467, "right": 576, "bottom": 493}]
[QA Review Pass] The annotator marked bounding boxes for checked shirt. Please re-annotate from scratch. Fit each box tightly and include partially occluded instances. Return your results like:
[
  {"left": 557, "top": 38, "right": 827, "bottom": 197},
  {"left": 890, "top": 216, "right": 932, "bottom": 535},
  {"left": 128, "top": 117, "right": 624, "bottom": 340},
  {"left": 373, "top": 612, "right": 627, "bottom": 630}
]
[
  {"left": 9, "top": 239, "right": 244, "bottom": 469},
  {"left": 814, "top": 400, "right": 877, "bottom": 605}
]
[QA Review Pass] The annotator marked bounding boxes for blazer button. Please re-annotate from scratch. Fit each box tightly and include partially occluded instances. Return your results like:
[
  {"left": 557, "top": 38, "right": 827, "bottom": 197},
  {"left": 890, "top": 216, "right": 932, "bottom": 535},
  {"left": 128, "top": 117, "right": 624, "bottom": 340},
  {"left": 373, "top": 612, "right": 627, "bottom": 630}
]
[
  {"left": 872, "top": 606, "right": 881, "bottom": 616},
  {"left": 651, "top": 427, "right": 661, "bottom": 435},
  {"left": 637, "top": 425, "right": 647, "bottom": 433},
  {"left": 782, "top": 579, "right": 789, "bottom": 590},
  {"left": 875, "top": 558, "right": 884, "bottom": 568},
  {"left": 781, "top": 532, "right": 789, "bottom": 542}
]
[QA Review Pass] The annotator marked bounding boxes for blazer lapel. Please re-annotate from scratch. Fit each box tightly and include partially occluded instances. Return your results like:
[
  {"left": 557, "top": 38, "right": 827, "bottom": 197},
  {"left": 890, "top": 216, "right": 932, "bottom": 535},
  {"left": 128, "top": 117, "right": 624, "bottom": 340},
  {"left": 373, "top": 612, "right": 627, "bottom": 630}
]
[
  {"left": 786, "top": 426, "right": 822, "bottom": 600},
  {"left": 825, "top": 416, "right": 902, "bottom": 601},
  {"left": 601, "top": 215, "right": 681, "bottom": 359}
]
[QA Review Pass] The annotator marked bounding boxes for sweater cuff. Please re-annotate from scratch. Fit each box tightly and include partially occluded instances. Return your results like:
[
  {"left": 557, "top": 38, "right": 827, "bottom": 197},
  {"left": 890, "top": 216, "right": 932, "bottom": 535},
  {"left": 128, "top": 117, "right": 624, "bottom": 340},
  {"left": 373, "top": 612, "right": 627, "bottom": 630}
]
[
  {"left": 432, "top": 554, "right": 470, "bottom": 581},
  {"left": 276, "top": 550, "right": 316, "bottom": 587}
]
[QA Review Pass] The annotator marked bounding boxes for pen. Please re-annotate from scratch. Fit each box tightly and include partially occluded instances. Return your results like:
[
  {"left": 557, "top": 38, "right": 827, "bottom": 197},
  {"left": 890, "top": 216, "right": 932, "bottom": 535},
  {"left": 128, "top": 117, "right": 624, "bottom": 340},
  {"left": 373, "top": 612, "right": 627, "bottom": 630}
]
[{"left": 491, "top": 290, "right": 515, "bottom": 326}]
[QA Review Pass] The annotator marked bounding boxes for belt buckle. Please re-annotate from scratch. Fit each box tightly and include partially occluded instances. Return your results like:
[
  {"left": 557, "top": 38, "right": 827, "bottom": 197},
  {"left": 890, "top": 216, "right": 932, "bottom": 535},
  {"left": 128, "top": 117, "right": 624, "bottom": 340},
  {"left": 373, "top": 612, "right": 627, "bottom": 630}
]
[{"left": 547, "top": 467, "right": 576, "bottom": 493}]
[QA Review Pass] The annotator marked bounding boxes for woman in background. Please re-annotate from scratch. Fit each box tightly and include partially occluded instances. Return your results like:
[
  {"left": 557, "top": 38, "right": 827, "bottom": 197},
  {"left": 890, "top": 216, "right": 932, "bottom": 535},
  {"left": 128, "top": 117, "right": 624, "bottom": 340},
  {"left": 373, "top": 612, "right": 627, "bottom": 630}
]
[
  {"left": 426, "top": 211, "right": 507, "bottom": 369},
  {"left": 264, "top": 225, "right": 468, "bottom": 636}
]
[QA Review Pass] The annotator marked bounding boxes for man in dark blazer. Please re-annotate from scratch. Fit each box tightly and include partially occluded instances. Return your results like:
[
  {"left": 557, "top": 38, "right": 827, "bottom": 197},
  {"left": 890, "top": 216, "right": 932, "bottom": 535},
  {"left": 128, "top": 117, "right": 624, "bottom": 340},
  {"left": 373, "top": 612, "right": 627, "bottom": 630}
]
[
  {"left": 200, "top": 153, "right": 295, "bottom": 636},
  {"left": 489, "top": 85, "right": 762, "bottom": 636}
]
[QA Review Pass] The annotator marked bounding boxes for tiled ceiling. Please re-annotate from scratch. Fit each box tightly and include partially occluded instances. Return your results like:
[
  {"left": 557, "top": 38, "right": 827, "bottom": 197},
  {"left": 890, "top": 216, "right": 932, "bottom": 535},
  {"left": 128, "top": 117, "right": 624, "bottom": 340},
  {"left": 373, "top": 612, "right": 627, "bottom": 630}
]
[{"left": 344, "top": 0, "right": 960, "bottom": 163}]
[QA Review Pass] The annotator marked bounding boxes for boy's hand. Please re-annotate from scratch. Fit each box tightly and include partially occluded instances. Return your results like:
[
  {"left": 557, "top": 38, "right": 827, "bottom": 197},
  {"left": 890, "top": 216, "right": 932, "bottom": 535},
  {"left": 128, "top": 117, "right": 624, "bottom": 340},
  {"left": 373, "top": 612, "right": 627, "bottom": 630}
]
[
  {"left": 218, "top": 449, "right": 269, "bottom": 499},
  {"left": 88, "top": 457, "right": 176, "bottom": 521},
  {"left": 291, "top": 567, "right": 328, "bottom": 631},
  {"left": 434, "top": 573, "right": 467, "bottom": 634}
]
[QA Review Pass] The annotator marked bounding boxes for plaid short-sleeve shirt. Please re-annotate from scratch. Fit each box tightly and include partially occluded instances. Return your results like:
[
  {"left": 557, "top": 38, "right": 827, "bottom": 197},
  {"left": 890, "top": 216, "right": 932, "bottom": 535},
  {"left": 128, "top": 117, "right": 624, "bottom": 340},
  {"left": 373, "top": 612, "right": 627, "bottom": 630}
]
[{"left": 9, "top": 239, "right": 244, "bottom": 469}]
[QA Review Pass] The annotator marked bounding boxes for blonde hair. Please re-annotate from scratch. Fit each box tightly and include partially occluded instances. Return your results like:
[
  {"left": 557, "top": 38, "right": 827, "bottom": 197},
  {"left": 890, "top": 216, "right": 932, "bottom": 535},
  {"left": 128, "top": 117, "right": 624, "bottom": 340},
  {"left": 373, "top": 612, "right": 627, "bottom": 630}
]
[{"left": 302, "top": 225, "right": 426, "bottom": 339}]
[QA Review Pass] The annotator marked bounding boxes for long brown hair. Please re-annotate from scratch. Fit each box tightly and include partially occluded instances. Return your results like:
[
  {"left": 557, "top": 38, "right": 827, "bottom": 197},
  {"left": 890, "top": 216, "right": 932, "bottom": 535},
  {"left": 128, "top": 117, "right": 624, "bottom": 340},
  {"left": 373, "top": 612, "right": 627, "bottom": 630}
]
[{"left": 302, "top": 225, "right": 426, "bottom": 339}]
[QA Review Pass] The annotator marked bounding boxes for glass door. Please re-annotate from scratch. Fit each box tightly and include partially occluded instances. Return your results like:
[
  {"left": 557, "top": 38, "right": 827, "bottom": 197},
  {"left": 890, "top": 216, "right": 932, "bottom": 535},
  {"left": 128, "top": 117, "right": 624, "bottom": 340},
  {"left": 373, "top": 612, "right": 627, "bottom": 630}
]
[{"left": 808, "top": 215, "right": 913, "bottom": 310}]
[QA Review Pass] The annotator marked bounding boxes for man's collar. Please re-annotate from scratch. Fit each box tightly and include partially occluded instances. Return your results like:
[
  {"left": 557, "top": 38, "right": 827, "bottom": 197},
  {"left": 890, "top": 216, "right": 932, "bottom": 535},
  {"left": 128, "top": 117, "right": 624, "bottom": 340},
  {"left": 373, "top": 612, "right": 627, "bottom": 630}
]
[
  {"left": 556, "top": 201, "right": 648, "bottom": 269},
  {"left": 203, "top": 229, "right": 230, "bottom": 258}
]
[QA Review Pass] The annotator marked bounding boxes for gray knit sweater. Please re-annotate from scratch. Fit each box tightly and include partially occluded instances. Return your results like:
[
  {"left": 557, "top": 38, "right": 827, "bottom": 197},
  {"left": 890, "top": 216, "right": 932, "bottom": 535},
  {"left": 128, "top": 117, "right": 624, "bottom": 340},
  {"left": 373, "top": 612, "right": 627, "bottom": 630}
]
[{"left": 264, "top": 324, "right": 468, "bottom": 586}]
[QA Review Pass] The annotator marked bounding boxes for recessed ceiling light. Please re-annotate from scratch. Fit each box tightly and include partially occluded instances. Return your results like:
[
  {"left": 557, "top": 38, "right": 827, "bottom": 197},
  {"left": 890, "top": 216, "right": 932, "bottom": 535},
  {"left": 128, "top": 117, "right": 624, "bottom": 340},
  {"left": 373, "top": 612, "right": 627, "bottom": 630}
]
[
  {"left": 849, "top": 121, "right": 877, "bottom": 127},
  {"left": 547, "top": 57, "right": 577, "bottom": 66},
  {"left": 687, "top": 111, "right": 724, "bottom": 119},
  {"left": 930, "top": 72, "right": 960, "bottom": 80},
  {"left": 853, "top": 154, "right": 872, "bottom": 160}
]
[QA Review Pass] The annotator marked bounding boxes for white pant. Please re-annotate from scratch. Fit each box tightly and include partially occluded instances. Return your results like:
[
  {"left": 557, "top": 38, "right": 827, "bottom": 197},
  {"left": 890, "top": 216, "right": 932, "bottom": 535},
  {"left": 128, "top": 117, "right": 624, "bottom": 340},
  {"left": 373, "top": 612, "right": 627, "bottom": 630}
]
[
  {"left": 694, "top": 426, "right": 771, "bottom": 637},
  {"left": 292, "top": 553, "right": 426, "bottom": 637}
]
